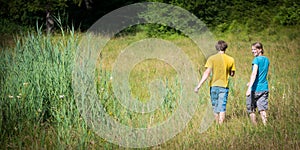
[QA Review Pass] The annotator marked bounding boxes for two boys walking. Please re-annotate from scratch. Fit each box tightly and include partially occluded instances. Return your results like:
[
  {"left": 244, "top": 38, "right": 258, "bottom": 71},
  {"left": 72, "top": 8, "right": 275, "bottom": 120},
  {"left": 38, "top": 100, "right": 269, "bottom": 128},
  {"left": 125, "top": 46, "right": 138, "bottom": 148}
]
[{"left": 194, "top": 40, "right": 270, "bottom": 125}]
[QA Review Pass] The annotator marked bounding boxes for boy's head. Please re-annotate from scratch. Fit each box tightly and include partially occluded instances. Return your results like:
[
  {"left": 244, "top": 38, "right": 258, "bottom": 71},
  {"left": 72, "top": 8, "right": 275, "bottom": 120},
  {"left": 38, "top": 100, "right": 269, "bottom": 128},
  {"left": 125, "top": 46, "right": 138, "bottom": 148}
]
[
  {"left": 252, "top": 42, "right": 264, "bottom": 54},
  {"left": 215, "top": 40, "right": 228, "bottom": 51}
]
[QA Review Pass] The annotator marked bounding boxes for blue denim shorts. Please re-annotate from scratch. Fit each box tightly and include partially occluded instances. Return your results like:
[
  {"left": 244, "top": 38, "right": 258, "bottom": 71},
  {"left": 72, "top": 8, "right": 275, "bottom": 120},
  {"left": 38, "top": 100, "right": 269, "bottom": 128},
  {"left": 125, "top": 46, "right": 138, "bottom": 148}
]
[{"left": 210, "top": 86, "right": 229, "bottom": 113}]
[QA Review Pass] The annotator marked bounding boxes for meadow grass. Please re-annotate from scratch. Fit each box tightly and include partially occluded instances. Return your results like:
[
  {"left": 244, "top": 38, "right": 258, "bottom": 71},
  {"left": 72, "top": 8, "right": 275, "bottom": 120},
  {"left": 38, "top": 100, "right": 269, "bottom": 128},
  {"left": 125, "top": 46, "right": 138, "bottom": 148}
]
[{"left": 0, "top": 26, "right": 299, "bottom": 149}]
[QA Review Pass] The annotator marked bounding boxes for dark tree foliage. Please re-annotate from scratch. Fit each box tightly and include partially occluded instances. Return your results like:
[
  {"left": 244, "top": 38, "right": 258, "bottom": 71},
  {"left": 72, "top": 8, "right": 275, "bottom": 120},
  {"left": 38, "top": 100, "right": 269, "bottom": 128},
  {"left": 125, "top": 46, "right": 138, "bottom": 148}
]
[{"left": 0, "top": 0, "right": 299, "bottom": 34}]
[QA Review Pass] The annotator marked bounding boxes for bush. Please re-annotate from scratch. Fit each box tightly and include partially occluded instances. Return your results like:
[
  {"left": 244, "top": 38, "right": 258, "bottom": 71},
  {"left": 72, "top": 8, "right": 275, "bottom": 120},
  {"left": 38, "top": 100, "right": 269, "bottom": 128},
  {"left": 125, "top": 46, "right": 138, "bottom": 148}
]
[{"left": 274, "top": 2, "right": 300, "bottom": 25}]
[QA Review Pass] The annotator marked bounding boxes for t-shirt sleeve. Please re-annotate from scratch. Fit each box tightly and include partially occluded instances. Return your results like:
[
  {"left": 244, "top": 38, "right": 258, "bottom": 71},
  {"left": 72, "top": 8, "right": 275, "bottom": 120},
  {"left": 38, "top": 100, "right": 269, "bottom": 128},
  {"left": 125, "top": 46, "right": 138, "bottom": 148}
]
[
  {"left": 205, "top": 57, "right": 213, "bottom": 68},
  {"left": 231, "top": 59, "right": 236, "bottom": 71},
  {"left": 252, "top": 57, "right": 259, "bottom": 65}
]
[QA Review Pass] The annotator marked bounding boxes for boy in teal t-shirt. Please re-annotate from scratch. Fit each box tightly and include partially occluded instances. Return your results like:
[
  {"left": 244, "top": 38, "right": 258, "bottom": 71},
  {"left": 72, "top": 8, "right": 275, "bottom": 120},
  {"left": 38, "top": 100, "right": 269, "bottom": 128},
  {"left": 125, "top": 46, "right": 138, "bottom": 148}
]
[
  {"left": 246, "top": 42, "right": 270, "bottom": 125},
  {"left": 252, "top": 56, "right": 269, "bottom": 92}
]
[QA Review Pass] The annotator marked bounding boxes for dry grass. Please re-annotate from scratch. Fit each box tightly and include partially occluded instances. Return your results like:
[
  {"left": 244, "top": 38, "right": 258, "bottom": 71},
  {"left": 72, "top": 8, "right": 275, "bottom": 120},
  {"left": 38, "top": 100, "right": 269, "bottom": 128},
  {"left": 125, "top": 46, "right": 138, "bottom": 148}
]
[{"left": 0, "top": 26, "right": 299, "bottom": 149}]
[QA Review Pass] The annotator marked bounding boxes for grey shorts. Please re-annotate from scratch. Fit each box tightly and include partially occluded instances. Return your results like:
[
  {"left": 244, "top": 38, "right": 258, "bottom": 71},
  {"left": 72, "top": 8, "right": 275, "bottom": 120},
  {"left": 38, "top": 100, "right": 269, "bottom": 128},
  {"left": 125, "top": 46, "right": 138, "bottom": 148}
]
[{"left": 246, "top": 91, "right": 268, "bottom": 113}]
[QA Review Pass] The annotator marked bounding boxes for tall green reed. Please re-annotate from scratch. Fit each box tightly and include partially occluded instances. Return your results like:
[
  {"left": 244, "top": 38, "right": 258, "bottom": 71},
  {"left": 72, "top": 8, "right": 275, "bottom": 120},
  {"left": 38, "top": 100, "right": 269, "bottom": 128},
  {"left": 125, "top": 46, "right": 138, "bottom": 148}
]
[
  {"left": 0, "top": 26, "right": 92, "bottom": 148},
  {"left": 0, "top": 25, "right": 299, "bottom": 149}
]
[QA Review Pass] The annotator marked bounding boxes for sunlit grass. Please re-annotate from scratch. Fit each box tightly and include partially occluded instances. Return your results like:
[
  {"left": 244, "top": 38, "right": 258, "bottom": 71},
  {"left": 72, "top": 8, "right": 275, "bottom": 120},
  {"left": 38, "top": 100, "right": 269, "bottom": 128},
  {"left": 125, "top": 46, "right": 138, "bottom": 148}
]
[{"left": 0, "top": 26, "right": 299, "bottom": 149}]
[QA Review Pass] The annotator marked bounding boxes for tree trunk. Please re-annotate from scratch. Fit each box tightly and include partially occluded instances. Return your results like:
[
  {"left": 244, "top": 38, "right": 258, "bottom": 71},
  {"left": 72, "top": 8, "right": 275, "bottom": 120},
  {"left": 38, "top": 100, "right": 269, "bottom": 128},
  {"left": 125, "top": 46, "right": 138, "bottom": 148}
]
[
  {"left": 84, "top": 0, "right": 93, "bottom": 9},
  {"left": 46, "top": 11, "right": 54, "bottom": 34}
]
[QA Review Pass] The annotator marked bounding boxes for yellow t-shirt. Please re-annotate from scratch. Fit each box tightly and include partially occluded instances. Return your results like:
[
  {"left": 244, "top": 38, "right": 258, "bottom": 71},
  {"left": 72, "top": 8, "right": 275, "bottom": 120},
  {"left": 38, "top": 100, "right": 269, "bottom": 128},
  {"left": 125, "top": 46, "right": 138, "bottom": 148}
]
[{"left": 205, "top": 53, "right": 235, "bottom": 88}]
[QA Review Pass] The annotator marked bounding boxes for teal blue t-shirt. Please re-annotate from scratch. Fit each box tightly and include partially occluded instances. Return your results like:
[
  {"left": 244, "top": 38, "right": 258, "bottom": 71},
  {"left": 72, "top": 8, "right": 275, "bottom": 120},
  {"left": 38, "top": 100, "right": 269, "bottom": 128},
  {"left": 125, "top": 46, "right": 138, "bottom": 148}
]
[{"left": 252, "top": 56, "right": 270, "bottom": 92}]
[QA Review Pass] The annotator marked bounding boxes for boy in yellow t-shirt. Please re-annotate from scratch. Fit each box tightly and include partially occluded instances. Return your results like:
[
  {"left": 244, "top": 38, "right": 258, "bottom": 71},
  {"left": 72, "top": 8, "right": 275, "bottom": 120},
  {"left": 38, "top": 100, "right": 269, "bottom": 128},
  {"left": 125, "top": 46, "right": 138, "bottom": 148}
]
[{"left": 194, "top": 40, "right": 235, "bottom": 124}]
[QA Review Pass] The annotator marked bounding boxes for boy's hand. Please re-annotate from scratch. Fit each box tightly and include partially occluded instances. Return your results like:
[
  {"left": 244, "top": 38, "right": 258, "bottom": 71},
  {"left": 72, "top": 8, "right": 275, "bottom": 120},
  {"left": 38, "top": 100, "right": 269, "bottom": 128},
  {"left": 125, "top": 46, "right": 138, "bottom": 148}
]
[
  {"left": 246, "top": 88, "right": 251, "bottom": 96},
  {"left": 194, "top": 86, "right": 200, "bottom": 93}
]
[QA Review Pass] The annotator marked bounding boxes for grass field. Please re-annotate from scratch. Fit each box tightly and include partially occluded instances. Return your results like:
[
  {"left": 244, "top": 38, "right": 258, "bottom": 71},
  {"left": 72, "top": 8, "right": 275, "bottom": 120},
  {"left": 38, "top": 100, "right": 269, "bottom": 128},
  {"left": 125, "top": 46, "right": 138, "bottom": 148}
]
[{"left": 0, "top": 26, "right": 299, "bottom": 149}]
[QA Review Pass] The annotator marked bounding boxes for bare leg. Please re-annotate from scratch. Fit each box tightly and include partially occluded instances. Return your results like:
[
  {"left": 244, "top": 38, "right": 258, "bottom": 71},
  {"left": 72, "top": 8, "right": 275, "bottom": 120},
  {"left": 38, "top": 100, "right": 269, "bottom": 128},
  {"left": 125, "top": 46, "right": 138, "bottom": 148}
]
[
  {"left": 219, "top": 112, "right": 226, "bottom": 124},
  {"left": 249, "top": 113, "right": 257, "bottom": 125},
  {"left": 260, "top": 111, "right": 267, "bottom": 125},
  {"left": 214, "top": 113, "right": 219, "bottom": 124}
]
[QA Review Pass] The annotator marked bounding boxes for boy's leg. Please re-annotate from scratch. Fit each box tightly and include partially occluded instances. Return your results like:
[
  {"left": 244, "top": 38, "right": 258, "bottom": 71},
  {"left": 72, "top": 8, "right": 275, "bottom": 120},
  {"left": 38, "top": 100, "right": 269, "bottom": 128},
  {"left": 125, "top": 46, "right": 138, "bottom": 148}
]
[
  {"left": 211, "top": 87, "right": 228, "bottom": 125},
  {"left": 246, "top": 92, "right": 257, "bottom": 125},
  {"left": 260, "top": 111, "right": 267, "bottom": 125},
  {"left": 214, "top": 113, "right": 219, "bottom": 124},
  {"left": 210, "top": 87, "right": 219, "bottom": 124},
  {"left": 219, "top": 112, "right": 226, "bottom": 124},
  {"left": 218, "top": 88, "right": 228, "bottom": 124},
  {"left": 249, "top": 113, "right": 257, "bottom": 125},
  {"left": 257, "top": 91, "right": 268, "bottom": 125}
]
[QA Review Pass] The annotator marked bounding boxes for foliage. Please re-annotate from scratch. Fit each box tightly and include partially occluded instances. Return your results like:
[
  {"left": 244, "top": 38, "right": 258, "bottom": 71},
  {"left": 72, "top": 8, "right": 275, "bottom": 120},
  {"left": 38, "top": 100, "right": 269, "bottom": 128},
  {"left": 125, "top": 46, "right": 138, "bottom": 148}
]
[
  {"left": 137, "top": 2, "right": 206, "bottom": 38},
  {"left": 0, "top": 0, "right": 66, "bottom": 24},
  {"left": 0, "top": 19, "right": 30, "bottom": 35},
  {"left": 1, "top": 0, "right": 299, "bottom": 36},
  {"left": 0, "top": 25, "right": 299, "bottom": 149},
  {"left": 0, "top": 27, "right": 83, "bottom": 149},
  {"left": 140, "top": 0, "right": 300, "bottom": 37},
  {"left": 274, "top": 2, "right": 300, "bottom": 25}
]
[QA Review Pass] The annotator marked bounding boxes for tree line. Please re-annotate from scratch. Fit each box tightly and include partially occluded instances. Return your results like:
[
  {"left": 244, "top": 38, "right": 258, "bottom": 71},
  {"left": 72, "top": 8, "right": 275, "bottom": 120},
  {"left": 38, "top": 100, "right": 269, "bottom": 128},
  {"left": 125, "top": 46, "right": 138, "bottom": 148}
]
[{"left": 0, "top": 0, "right": 299, "bottom": 34}]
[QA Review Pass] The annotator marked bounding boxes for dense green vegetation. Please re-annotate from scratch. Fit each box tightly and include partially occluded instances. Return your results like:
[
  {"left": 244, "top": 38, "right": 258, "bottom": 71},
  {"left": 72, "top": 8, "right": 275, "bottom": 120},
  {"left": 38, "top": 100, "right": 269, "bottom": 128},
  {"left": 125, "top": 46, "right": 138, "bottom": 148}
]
[
  {"left": 0, "top": 0, "right": 299, "bottom": 35},
  {"left": 0, "top": 24, "right": 299, "bottom": 149},
  {"left": 0, "top": 0, "right": 299, "bottom": 149}
]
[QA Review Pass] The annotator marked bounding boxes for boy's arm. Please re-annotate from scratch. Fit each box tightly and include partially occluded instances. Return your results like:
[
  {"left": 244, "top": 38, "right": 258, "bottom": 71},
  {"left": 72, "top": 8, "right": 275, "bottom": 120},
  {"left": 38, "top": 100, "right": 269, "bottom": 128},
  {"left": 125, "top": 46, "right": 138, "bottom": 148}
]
[
  {"left": 230, "top": 60, "right": 236, "bottom": 77},
  {"left": 194, "top": 68, "right": 212, "bottom": 93},
  {"left": 230, "top": 71, "right": 235, "bottom": 77},
  {"left": 246, "top": 64, "right": 258, "bottom": 96}
]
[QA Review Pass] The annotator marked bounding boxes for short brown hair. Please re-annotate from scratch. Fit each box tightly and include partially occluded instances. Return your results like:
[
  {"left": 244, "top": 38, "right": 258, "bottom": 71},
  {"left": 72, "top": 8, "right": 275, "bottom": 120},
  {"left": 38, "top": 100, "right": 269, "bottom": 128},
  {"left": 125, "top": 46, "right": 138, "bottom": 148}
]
[
  {"left": 215, "top": 40, "right": 228, "bottom": 51},
  {"left": 252, "top": 42, "right": 264, "bottom": 54}
]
